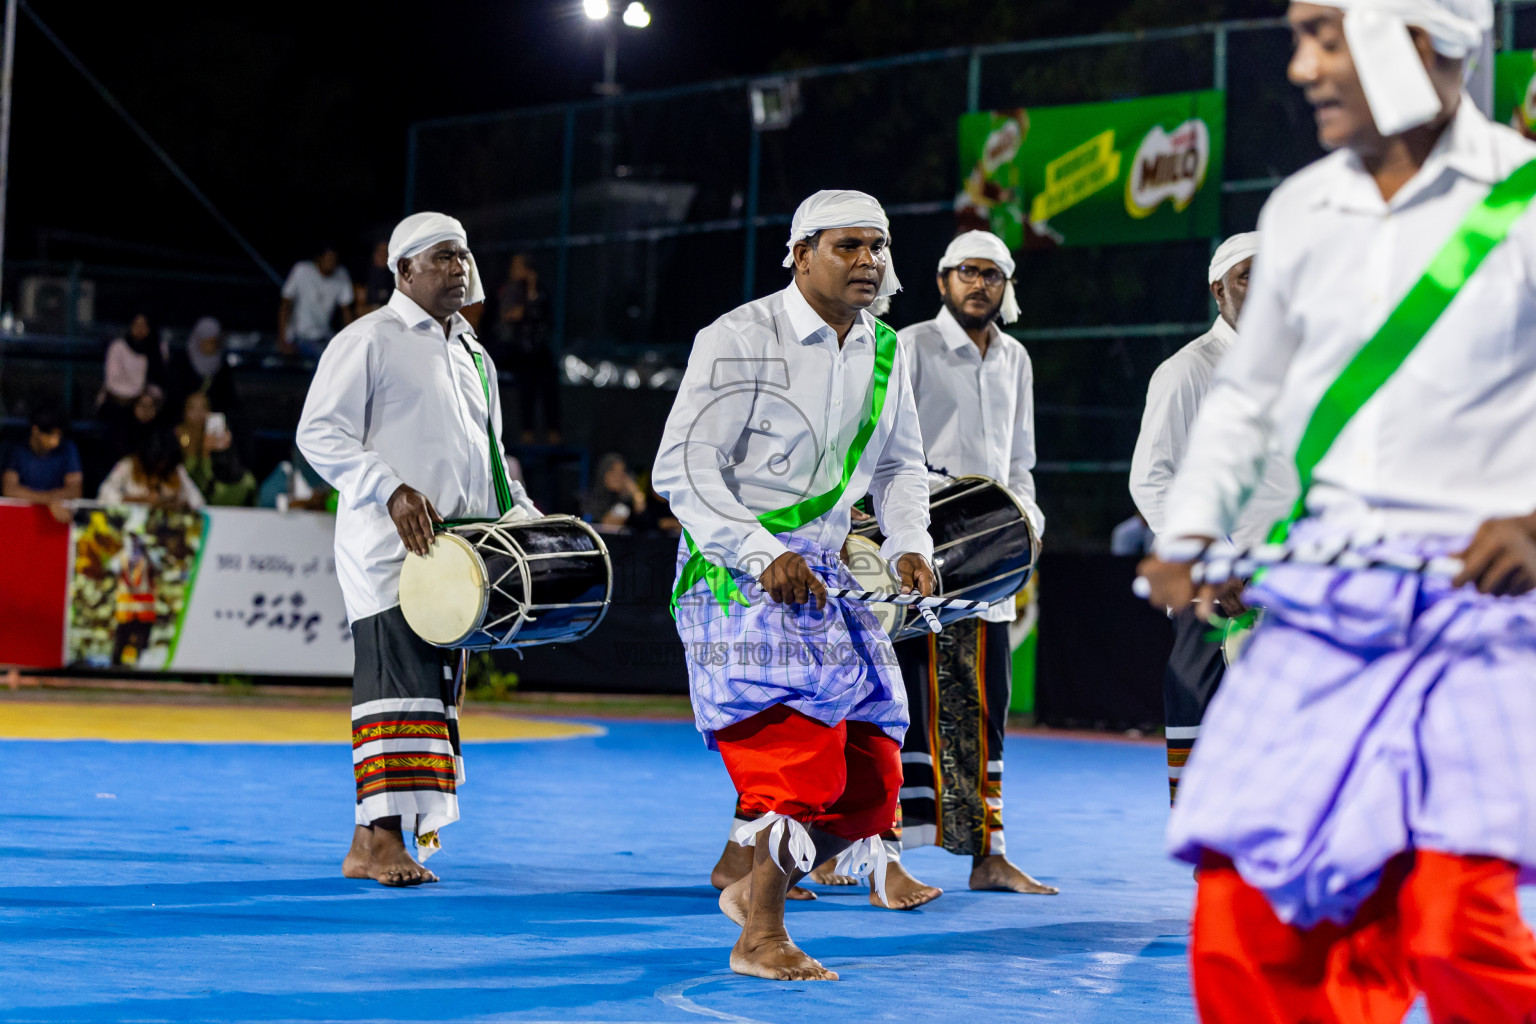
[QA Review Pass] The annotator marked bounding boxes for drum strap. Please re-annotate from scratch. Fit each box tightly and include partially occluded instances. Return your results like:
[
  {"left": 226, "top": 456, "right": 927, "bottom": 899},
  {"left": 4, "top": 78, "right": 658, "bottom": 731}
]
[
  {"left": 1269, "top": 155, "right": 1536, "bottom": 544},
  {"left": 459, "top": 339, "right": 514, "bottom": 516},
  {"left": 670, "top": 317, "right": 900, "bottom": 617}
]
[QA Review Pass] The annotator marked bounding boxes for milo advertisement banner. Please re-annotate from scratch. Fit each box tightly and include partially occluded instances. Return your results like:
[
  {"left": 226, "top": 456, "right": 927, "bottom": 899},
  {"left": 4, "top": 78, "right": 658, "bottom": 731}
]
[
  {"left": 1496, "top": 50, "right": 1536, "bottom": 138},
  {"left": 957, "top": 90, "right": 1225, "bottom": 249}
]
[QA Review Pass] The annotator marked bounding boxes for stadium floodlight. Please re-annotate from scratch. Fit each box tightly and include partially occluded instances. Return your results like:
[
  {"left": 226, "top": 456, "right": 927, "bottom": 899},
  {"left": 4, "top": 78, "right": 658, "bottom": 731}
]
[
  {"left": 622, "top": 2, "right": 651, "bottom": 28},
  {"left": 582, "top": 0, "right": 610, "bottom": 21}
]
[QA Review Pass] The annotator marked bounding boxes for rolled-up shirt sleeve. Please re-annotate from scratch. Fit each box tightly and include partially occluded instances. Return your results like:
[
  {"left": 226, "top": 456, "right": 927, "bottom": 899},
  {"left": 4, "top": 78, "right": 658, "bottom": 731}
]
[
  {"left": 652, "top": 322, "right": 789, "bottom": 576},
  {"left": 1160, "top": 220, "right": 1301, "bottom": 549},
  {"left": 296, "top": 331, "right": 406, "bottom": 511},
  {"left": 871, "top": 345, "right": 934, "bottom": 566}
]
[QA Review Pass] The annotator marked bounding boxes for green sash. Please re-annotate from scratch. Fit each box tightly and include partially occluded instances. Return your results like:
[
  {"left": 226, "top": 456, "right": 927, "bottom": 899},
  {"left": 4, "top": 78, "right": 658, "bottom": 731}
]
[
  {"left": 460, "top": 339, "right": 514, "bottom": 516},
  {"left": 1269, "top": 156, "right": 1536, "bottom": 543},
  {"left": 668, "top": 317, "right": 900, "bottom": 617}
]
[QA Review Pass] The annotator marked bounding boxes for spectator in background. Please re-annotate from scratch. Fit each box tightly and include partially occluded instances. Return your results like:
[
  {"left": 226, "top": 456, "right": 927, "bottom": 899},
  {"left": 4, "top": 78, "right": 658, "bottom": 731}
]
[
  {"left": 2, "top": 404, "right": 82, "bottom": 513},
  {"left": 581, "top": 453, "right": 646, "bottom": 532},
  {"left": 109, "top": 385, "right": 167, "bottom": 462},
  {"left": 166, "top": 317, "right": 242, "bottom": 420},
  {"left": 98, "top": 427, "right": 203, "bottom": 509},
  {"left": 258, "top": 444, "right": 335, "bottom": 511},
  {"left": 356, "top": 241, "right": 395, "bottom": 315},
  {"left": 98, "top": 313, "right": 167, "bottom": 427},
  {"left": 176, "top": 392, "right": 255, "bottom": 506},
  {"left": 279, "top": 246, "right": 354, "bottom": 356},
  {"left": 494, "top": 253, "right": 559, "bottom": 443}
]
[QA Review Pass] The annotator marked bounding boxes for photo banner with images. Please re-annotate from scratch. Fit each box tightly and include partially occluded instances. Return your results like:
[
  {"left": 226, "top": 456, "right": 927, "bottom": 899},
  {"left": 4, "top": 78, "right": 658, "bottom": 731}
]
[
  {"left": 62, "top": 505, "right": 353, "bottom": 676},
  {"left": 957, "top": 91, "right": 1225, "bottom": 250}
]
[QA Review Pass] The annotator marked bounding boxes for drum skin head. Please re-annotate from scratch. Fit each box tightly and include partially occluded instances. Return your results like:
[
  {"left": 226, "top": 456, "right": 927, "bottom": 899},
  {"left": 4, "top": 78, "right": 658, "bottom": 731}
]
[
  {"left": 842, "top": 535, "right": 902, "bottom": 638},
  {"left": 399, "top": 533, "right": 489, "bottom": 646}
]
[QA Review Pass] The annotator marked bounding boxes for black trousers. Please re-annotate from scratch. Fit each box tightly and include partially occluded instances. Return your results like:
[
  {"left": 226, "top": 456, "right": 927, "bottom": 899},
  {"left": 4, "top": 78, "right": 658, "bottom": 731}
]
[
  {"left": 893, "top": 618, "right": 1012, "bottom": 857},
  {"left": 1163, "top": 606, "right": 1225, "bottom": 804}
]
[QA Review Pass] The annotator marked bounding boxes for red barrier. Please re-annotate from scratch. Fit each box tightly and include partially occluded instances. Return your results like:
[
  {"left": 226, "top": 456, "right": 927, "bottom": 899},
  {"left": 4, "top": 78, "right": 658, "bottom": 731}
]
[{"left": 0, "top": 500, "right": 70, "bottom": 668}]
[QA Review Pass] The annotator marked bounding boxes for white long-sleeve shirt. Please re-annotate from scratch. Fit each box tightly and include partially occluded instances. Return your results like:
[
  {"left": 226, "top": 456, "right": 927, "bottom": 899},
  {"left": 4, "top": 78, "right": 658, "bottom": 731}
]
[
  {"left": 297, "top": 290, "right": 535, "bottom": 623},
  {"left": 1162, "top": 98, "right": 1536, "bottom": 546},
  {"left": 1130, "top": 316, "right": 1294, "bottom": 548},
  {"left": 653, "top": 281, "right": 933, "bottom": 578},
  {"left": 897, "top": 306, "right": 1043, "bottom": 622}
]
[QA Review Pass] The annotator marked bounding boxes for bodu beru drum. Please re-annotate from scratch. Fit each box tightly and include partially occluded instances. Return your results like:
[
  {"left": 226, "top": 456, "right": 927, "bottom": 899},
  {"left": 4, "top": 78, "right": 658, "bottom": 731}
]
[
  {"left": 399, "top": 515, "right": 612, "bottom": 650},
  {"left": 844, "top": 475, "right": 1038, "bottom": 642}
]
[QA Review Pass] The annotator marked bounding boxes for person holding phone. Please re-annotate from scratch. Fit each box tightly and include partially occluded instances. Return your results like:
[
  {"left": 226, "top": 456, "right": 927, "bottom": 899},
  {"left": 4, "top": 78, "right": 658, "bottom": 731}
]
[{"left": 176, "top": 392, "right": 255, "bottom": 506}]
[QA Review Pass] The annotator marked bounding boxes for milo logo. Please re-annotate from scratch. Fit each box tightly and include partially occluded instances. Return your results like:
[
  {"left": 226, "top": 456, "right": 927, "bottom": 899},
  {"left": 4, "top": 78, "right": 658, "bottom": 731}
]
[{"left": 1124, "top": 117, "right": 1210, "bottom": 219}]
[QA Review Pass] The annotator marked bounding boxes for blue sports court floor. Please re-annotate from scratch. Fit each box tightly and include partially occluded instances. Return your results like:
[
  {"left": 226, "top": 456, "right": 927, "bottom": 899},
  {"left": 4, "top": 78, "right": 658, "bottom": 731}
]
[{"left": 0, "top": 709, "right": 1470, "bottom": 1022}]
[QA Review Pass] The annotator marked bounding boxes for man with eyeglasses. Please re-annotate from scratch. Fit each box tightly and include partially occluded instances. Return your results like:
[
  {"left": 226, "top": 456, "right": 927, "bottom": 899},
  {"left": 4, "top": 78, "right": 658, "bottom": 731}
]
[
  {"left": 863, "top": 230, "right": 1056, "bottom": 905},
  {"left": 1130, "top": 233, "right": 1294, "bottom": 805}
]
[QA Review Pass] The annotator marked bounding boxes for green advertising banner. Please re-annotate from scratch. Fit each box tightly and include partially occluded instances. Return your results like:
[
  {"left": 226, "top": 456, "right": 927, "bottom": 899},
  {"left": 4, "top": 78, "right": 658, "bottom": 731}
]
[
  {"left": 1496, "top": 50, "right": 1536, "bottom": 134},
  {"left": 957, "top": 90, "right": 1225, "bottom": 249}
]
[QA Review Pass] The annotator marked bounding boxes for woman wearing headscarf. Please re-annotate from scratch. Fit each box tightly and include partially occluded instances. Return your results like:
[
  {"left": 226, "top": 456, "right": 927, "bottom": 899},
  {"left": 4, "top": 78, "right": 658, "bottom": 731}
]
[
  {"left": 166, "top": 316, "right": 242, "bottom": 420},
  {"left": 98, "top": 313, "right": 167, "bottom": 429}
]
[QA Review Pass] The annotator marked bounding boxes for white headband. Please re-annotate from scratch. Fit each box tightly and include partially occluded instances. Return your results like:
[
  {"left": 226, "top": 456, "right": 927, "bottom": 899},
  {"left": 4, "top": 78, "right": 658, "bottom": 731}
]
[
  {"left": 936, "top": 229, "right": 1020, "bottom": 325},
  {"left": 783, "top": 189, "right": 901, "bottom": 315},
  {"left": 1208, "top": 232, "right": 1260, "bottom": 285},
  {"left": 388, "top": 211, "right": 485, "bottom": 305},
  {"left": 1311, "top": 0, "right": 1492, "bottom": 136}
]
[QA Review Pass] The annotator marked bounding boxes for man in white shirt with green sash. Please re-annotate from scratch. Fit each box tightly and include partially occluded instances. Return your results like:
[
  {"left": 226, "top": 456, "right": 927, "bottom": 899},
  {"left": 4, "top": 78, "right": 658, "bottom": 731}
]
[
  {"left": 1139, "top": 2, "right": 1536, "bottom": 1019},
  {"left": 655, "top": 190, "right": 936, "bottom": 981}
]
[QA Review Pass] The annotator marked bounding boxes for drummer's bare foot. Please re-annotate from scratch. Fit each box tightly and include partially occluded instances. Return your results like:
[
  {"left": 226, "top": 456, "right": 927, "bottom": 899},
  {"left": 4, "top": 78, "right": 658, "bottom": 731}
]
[
  {"left": 712, "top": 840, "right": 815, "bottom": 901},
  {"left": 870, "top": 858, "right": 943, "bottom": 909},
  {"left": 728, "top": 832, "right": 838, "bottom": 981},
  {"left": 731, "top": 927, "right": 839, "bottom": 981},
  {"left": 969, "top": 854, "right": 1058, "bottom": 894},
  {"left": 343, "top": 820, "right": 438, "bottom": 887},
  {"left": 808, "top": 857, "right": 859, "bottom": 886}
]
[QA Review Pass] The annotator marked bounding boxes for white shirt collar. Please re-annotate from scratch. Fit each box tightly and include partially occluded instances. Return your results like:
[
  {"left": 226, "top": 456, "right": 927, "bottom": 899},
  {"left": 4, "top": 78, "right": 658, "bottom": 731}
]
[
  {"left": 1321, "top": 94, "right": 1501, "bottom": 214},
  {"left": 934, "top": 304, "right": 1002, "bottom": 354},
  {"left": 387, "top": 289, "right": 475, "bottom": 341},
  {"left": 1207, "top": 314, "right": 1237, "bottom": 347},
  {"left": 781, "top": 280, "right": 874, "bottom": 346}
]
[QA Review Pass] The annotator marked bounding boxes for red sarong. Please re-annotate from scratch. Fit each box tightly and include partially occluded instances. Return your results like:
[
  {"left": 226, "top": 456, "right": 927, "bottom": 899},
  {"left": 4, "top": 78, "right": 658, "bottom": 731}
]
[
  {"left": 1192, "top": 850, "right": 1536, "bottom": 1023},
  {"left": 714, "top": 703, "right": 900, "bottom": 841}
]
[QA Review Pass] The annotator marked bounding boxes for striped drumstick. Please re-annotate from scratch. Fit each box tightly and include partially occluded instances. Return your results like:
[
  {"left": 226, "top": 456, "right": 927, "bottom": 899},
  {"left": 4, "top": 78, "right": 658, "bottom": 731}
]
[
  {"left": 825, "top": 587, "right": 993, "bottom": 613},
  {"left": 1130, "top": 537, "right": 1465, "bottom": 599}
]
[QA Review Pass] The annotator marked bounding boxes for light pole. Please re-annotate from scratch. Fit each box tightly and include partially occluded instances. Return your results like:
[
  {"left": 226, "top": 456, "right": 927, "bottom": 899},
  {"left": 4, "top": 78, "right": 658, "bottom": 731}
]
[{"left": 581, "top": 0, "right": 650, "bottom": 178}]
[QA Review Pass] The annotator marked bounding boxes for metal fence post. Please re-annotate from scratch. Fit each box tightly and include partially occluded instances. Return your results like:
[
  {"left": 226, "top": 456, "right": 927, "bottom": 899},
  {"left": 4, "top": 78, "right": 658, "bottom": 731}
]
[
  {"left": 1210, "top": 24, "right": 1229, "bottom": 321},
  {"left": 553, "top": 106, "right": 576, "bottom": 358},
  {"left": 1503, "top": 0, "right": 1516, "bottom": 51},
  {"left": 742, "top": 116, "right": 761, "bottom": 303},
  {"left": 966, "top": 48, "right": 981, "bottom": 112},
  {"left": 403, "top": 124, "right": 418, "bottom": 217}
]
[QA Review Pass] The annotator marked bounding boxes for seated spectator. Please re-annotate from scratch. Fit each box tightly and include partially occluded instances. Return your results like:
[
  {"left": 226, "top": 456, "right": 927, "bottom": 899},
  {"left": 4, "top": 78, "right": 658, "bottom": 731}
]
[
  {"left": 110, "top": 385, "right": 166, "bottom": 462},
  {"left": 2, "top": 404, "right": 83, "bottom": 511},
  {"left": 175, "top": 392, "right": 255, "bottom": 506},
  {"left": 166, "top": 317, "right": 242, "bottom": 419},
  {"left": 581, "top": 453, "right": 646, "bottom": 532},
  {"left": 279, "top": 246, "right": 354, "bottom": 357},
  {"left": 98, "top": 427, "right": 204, "bottom": 509},
  {"left": 98, "top": 313, "right": 167, "bottom": 426},
  {"left": 258, "top": 444, "right": 336, "bottom": 511},
  {"left": 632, "top": 473, "right": 681, "bottom": 535}
]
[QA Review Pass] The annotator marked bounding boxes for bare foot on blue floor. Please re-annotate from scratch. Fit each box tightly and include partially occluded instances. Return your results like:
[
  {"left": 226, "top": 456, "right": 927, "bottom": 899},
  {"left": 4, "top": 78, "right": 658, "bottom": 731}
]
[
  {"left": 343, "top": 825, "right": 438, "bottom": 887},
  {"left": 869, "top": 858, "right": 943, "bottom": 910},
  {"left": 807, "top": 857, "right": 859, "bottom": 886},
  {"left": 969, "top": 854, "right": 1057, "bottom": 894},
  {"left": 711, "top": 840, "right": 815, "bottom": 901},
  {"left": 730, "top": 926, "right": 839, "bottom": 981}
]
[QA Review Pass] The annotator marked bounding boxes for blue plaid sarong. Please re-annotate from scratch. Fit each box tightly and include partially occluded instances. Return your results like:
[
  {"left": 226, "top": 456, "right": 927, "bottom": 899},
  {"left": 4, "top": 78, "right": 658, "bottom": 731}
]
[
  {"left": 673, "top": 534, "right": 908, "bottom": 749},
  {"left": 1169, "top": 520, "right": 1536, "bottom": 928}
]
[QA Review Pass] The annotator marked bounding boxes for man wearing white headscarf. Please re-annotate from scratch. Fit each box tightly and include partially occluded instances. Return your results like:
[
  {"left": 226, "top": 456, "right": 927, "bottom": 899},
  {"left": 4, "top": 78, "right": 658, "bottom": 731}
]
[
  {"left": 655, "top": 188, "right": 937, "bottom": 980},
  {"left": 1139, "top": 3, "right": 1536, "bottom": 1018},
  {"left": 841, "top": 229, "right": 1054, "bottom": 908},
  {"left": 298, "top": 212, "right": 536, "bottom": 888},
  {"left": 1129, "top": 233, "right": 1295, "bottom": 807}
]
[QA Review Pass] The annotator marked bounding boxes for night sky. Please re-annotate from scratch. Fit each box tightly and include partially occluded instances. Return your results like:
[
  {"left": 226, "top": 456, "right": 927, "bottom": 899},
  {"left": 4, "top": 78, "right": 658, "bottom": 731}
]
[{"left": 8, "top": 0, "right": 1281, "bottom": 283}]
